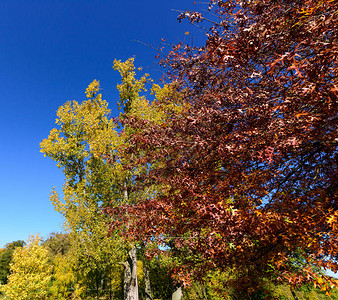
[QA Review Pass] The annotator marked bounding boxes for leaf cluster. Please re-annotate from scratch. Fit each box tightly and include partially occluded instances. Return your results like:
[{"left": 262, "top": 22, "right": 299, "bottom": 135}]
[{"left": 108, "top": 0, "right": 338, "bottom": 294}]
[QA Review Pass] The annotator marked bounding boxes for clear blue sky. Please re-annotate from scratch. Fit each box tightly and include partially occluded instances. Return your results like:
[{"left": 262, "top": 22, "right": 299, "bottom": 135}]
[{"left": 0, "top": 0, "right": 204, "bottom": 248}]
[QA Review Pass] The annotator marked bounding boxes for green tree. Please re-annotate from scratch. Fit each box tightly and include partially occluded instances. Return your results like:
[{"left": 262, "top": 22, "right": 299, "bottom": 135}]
[
  {"left": 43, "top": 232, "right": 70, "bottom": 257},
  {"left": 1, "top": 235, "right": 52, "bottom": 300},
  {"left": 0, "top": 240, "right": 25, "bottom": 285}
]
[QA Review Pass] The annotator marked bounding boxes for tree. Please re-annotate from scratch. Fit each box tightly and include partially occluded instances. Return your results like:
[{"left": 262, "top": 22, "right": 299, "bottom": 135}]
[
  {"left": 41, "top": 232, "right": 77, "bottom": 300},
  {"left": 1, "top": 235, "right": 52, "bottom": 300},
  {"left": 0, "top": 240, "right": 25, "bottom": 285},
  {"left": 108, "top": 0, "right": 338, "bottom": 295},
  {"left": 41, "top": 78, "right": 127, "bottom": 298},
  {"left": 41, "top": 58, "right": 177, "bottom": 299},
  {"left": 43, "top": 232, "right": 70, "bottom": 257},
  {"left": 49, "top": 252, "right": 77, "bottom": 300}
]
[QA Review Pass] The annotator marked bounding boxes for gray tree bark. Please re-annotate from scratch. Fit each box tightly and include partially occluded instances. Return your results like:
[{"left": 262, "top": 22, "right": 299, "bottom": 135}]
[
  {"left": 123, "top": 180, "right": 128, "bottom": 203},
  {"left": 121, "top": 178, "right": 138, "bottom": 300},
  {"left": 143, "top": 265, "right": 152, "bottom": 300},
  {"left": 122, "top": 248, "right": 139, "bottom": 300},
  {"left": 172, "top": 286, "right": 183, "bottom": 300}
]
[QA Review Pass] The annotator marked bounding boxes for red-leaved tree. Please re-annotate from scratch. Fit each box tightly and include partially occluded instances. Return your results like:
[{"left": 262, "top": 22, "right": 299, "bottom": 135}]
[{"left": 107, "top": 0, "right": 338, "bottom": 294}]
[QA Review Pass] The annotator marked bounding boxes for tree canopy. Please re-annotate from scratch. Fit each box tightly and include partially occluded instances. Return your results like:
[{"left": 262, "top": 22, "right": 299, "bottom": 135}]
[
  {"left": 40, "top": 58, "right": 181, "bottom": 299},
  {"left": 1, "top": 235, "right": 52, "bottom": 300},
  {"left": 0, "top": 240, "right": 25, "bottom": 285},
  {"left": 107, "top": 0, "right": 338, "bottom": 294}
]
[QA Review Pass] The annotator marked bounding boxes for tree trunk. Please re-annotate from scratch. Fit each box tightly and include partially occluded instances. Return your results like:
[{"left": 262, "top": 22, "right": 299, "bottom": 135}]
[
  {"left": 123, "top": 180, "right": 128, "bottom": 203},
  {"left": 122, "top": 179, "right": 138, "bottom": 300},
  {"left": 291, "top": 288, "right": 300, "bottom": 300},
  {"left": 172, "top": 286, "right": 183, "bottom": 300},
  {"left": 122, "top": 248, "right": 139, "bottom": 300},
  {"left": 143, "top": 265, "right": 152, "bottom": 300}
]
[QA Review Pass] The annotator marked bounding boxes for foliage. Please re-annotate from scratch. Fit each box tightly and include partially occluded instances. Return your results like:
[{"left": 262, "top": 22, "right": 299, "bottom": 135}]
[
  {"left": 43, "top": 232, "right": 70, "bottom": 257},
  {"left": 41, "top": 58, "right": 179, "bottom": 299},
  {"left": 270, "top": 281, "right": 338, "bottom": 300},
  {"left": 204, "top": 269, "right": 232, "bottom": 300},
  {"left": 41, "top": 232, "right": 78, "bottom": 300},
  {"left": 0, "top": 235, "right": 52, "bottom": 300},
  {"left": 0, "top": 240, "right": 25, "bottom": 285},
  {"left": 49, "top": 252, "right": 77, "bottom": 300},
  {"left": 40, "top": 78, "right": 127, "bottom": 296},
  {"left": 108, "top": 0, "right": 338, "bottom": 295},
  {"left": 145, "top": 255, "right": 176, "bottom": 300}
]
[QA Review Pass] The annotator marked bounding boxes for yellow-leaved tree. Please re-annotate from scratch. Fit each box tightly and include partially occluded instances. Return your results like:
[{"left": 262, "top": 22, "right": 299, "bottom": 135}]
[
  {"left": 40, "top": 58, "right": 185, "bottom": 299},
  {"left": 1, "top": 235, "right": 52, "bottom": 300},
  {"left": 48, "top": 252, "right": 78, "bottom": 300},
  {"left": 40, "top": 77, "right": 126, "bottom": 298}
]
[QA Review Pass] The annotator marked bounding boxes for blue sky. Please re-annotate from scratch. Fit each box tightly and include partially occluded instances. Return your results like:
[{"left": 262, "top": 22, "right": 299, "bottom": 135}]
[{"left": 0, "top": 0, "right": 204, "bottom": 248}]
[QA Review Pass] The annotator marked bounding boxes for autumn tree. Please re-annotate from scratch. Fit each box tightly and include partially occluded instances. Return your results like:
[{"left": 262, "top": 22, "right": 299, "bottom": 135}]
[
  {"left": 41, "top": 58, "right": 180, "bottom": 299},
  {"left": 40, "top": 77, "right": 127, "bottom": 298},
  {"left": 0, "top": 240, "right": 25, "bottom": 285},
  {"left": 107, "top": 58, "right": 185, "bottom": 300},
  {"left": 1, "top": 235, "right": 52, "bottom": 300},
  {"left": 49, "top": 252, "right": 77, "bottom": 300},
  {"left": 41, "top": 232, "right": 78, "bottom": 299},
  {"left": 107, "top": 0, "right": 338, "bottom": 296}
]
